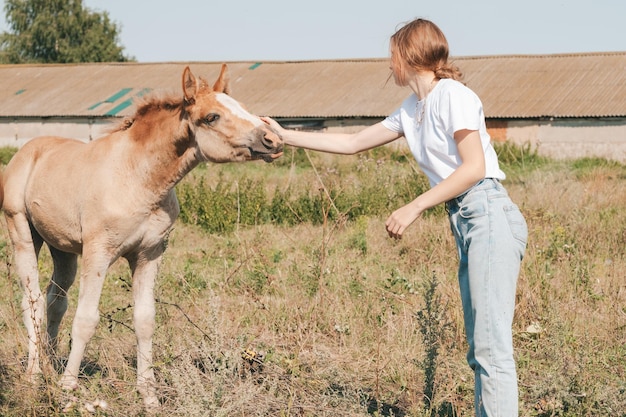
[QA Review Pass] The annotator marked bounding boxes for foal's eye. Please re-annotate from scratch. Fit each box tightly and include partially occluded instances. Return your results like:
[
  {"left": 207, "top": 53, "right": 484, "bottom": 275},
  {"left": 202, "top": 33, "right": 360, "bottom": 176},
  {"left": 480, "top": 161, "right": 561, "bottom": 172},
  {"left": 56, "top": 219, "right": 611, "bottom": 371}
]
[{"left": 203, "top": 113, "right": 220, "bottom": 125}]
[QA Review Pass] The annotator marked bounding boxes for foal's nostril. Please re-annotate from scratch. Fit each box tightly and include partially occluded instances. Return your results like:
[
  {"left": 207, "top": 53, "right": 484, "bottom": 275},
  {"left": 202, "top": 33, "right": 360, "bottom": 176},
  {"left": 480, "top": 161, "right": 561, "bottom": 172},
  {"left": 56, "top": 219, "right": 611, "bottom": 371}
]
[{"left": 260, "top": 127, "right": 282, "bottom": 149}]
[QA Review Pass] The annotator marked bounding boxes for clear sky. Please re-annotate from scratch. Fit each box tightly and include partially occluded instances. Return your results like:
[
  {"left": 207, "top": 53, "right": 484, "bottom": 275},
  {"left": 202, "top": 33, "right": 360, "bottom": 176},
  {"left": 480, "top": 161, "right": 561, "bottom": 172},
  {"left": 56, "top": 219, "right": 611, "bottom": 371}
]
[{"left": 1, "top": 0, "right": 624, "bottom": 62}]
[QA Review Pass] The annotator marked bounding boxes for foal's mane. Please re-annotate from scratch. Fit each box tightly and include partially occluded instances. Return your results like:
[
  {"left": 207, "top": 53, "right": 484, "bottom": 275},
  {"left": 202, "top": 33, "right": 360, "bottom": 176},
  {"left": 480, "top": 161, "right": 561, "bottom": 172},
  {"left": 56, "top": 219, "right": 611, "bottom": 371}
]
[{"left": 109, "top": 93, "right": 185, "bottom": 133}]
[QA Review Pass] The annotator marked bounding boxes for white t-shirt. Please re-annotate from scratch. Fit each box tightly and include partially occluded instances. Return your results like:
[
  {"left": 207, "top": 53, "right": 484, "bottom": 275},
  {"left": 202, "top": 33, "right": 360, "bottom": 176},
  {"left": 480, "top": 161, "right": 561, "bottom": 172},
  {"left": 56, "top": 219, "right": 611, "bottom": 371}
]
[{"left": 382, "top": 78, "right": 505, "bottom": 188}]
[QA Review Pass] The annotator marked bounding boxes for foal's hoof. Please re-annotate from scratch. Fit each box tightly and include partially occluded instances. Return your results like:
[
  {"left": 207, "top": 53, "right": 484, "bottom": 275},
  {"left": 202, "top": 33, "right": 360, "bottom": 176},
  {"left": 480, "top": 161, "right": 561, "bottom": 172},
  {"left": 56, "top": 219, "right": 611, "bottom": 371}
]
[
  {"left": 138, "top": 380, "right": 159, "bottom": 409},
  {"left": 143, "top": 395, "right": 160, "bottom": 410},
  {"left": 59, "top": 375, "right": 79, "bottom": 391},
  {"left": 25, "top": 371, "right": 43, "bottom": 385},
  {"left": 24, "top": 363, "right": 44, "bottom": 384}
]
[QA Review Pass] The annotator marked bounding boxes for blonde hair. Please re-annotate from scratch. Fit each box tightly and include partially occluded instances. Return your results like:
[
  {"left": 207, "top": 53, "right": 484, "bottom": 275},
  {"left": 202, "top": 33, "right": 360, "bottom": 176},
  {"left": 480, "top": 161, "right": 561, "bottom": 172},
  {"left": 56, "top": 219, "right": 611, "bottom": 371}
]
[{"left": 390, "top": 19, "right": 463, "bottom": 84}]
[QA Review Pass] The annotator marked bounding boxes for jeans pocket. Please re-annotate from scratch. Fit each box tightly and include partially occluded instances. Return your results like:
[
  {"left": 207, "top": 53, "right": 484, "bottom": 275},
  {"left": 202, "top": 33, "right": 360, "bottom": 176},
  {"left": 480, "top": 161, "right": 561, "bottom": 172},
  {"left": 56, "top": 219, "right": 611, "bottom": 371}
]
[
  {"left": 503, "top": 204, "right": 528, "bottom": 245},
  {"left": 458, "top": 197, "right": 488, "bottom": 219}
]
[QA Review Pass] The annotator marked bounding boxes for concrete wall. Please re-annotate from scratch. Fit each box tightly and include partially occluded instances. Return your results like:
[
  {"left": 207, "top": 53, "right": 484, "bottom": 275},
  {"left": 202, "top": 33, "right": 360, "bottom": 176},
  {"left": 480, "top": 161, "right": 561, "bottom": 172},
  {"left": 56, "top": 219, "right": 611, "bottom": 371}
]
[
  {"left": 2, "top": 116, "right": 626, "bottom": 162},
  {"left": 0, "top": 118, "right": 117, "bottom": 148},
  {"left": 498, "top": 118, "right": 626, "bottom": 162}
]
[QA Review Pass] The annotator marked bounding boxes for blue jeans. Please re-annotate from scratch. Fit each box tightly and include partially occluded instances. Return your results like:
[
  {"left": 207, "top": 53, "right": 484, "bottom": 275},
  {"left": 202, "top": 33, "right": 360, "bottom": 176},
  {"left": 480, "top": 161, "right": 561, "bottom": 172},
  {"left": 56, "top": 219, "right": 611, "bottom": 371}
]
[{"left": 447, "top": 179, "right": 527, "bottom": 417}]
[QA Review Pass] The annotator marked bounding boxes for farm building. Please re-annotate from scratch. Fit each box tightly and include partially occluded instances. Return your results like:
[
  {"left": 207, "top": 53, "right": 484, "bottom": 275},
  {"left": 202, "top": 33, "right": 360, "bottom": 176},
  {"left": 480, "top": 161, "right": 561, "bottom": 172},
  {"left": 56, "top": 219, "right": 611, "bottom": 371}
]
[{"left": 0, "top": 51, "right": 625, "bottom": 161}]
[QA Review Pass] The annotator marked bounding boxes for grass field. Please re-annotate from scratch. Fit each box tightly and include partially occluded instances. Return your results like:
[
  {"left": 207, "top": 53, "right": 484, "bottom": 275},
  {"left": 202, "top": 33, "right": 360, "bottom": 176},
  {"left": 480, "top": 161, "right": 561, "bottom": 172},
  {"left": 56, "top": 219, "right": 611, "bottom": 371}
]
[{"left": 0, "top": 144, "right": 624, "bottom": 416}]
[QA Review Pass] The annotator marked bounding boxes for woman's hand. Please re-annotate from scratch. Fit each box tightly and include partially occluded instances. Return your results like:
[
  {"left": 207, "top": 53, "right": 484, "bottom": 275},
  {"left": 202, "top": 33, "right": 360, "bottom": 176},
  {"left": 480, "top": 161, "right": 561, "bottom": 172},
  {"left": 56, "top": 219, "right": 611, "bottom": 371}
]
[
  {"left": 385, "top": 201, "right": 423, "bottom": 239},
  {"left": 260, "top": 116, "right": 286, "bottom": 137}
]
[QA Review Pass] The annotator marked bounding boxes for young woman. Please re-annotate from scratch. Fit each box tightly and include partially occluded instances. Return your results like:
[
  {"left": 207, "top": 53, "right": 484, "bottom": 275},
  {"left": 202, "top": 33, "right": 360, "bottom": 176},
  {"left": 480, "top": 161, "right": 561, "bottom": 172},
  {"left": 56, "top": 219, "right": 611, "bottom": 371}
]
[{"left": 263, "top": 18, "right": 527, "bottom": 417}]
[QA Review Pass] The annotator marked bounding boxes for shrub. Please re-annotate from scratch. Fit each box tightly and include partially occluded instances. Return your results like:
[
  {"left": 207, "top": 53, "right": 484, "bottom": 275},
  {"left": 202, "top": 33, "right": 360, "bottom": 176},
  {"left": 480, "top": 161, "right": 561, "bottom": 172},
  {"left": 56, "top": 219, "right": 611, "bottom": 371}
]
[{"left": 0, "top": 147, "right": 18, "bottom": 165}]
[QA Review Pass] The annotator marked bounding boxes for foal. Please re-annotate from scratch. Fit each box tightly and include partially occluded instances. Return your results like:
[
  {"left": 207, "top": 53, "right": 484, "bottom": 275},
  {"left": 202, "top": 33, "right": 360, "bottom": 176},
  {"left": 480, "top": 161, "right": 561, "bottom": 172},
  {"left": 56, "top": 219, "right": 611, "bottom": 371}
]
[{"left": 1, "top": 65, "right": 283, "bottom": 407}]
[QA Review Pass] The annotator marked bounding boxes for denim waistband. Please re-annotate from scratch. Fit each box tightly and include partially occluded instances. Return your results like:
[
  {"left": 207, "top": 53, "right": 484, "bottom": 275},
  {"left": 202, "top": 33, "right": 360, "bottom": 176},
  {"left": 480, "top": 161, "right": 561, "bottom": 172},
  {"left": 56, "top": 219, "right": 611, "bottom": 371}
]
[{"left": 445, "top": 178, "right": 500, "bottom": 212}]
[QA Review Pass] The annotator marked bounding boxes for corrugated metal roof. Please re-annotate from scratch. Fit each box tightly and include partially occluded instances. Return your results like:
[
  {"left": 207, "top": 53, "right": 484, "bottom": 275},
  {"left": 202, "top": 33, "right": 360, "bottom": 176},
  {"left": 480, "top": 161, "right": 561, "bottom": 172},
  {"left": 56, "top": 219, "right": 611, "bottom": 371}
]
[
  {"left": 458, "top": 52, "right": 626, "bottom": 118},
  {"left": 0, "top": 52, "right": 624, "bottom": 120}
]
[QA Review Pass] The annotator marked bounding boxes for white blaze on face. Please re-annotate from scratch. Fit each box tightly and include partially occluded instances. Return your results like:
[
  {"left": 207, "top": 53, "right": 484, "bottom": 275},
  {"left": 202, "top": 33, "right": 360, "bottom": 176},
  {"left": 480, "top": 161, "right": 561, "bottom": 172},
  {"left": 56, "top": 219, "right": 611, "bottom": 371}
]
[{"left": 215, "top": 94, "right": 263, "bottom": 127}]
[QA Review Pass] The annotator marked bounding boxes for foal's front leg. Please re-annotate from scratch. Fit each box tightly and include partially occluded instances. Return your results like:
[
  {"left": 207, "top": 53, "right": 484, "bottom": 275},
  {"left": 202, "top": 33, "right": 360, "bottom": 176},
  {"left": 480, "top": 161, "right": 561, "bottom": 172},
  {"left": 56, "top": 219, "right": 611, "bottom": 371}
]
[
  {"left": 128, "top": 251, "right": 162, "bottom": 408},
  {"left": 60, "top": 249, "right": 110, "bottom": 391}
]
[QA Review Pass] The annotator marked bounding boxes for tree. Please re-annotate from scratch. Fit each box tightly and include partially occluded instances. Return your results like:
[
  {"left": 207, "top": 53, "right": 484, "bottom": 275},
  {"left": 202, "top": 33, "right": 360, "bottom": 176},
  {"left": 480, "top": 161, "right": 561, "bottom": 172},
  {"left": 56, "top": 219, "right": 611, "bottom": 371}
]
[{"left": 0, "top": 0, "right": 133, "bottom": 64}]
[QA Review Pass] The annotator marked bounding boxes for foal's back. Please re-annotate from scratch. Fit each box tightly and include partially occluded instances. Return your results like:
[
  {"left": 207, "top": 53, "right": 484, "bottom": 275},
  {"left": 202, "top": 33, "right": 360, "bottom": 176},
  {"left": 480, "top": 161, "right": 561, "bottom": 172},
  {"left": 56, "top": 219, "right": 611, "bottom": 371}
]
[{"left": 2, "top": 133, "right": 140, "bottom": 254}]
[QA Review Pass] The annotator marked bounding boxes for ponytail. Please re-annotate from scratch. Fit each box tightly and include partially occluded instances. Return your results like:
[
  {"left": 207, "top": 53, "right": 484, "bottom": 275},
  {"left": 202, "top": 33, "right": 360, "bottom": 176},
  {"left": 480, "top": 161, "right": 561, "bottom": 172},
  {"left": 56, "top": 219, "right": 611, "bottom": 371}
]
[{"left": 434, "top": 63, "right": 463, "bottom": 82}]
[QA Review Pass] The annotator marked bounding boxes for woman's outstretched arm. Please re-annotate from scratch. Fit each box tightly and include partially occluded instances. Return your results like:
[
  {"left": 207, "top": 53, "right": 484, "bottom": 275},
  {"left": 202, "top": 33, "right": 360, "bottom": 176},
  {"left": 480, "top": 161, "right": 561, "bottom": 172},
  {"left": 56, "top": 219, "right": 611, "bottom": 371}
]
[{"left": 262, "top": 118, "right": 401, "bottom": 155}]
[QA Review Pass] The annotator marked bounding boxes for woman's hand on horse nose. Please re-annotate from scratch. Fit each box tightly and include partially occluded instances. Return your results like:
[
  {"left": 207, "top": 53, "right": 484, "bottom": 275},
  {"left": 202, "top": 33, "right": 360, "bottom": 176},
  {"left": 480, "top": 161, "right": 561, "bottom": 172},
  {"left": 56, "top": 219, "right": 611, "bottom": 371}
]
[{"left": 260, "top": 117, "right": 286, "bottom": 137}]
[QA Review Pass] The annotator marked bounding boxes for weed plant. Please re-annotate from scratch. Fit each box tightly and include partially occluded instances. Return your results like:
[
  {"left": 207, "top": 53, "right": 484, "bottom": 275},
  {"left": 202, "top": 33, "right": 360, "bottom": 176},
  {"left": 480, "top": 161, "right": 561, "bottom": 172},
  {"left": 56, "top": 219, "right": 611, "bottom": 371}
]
[{"left": 0, "top": 144, "right": 624, "bottom": 416}]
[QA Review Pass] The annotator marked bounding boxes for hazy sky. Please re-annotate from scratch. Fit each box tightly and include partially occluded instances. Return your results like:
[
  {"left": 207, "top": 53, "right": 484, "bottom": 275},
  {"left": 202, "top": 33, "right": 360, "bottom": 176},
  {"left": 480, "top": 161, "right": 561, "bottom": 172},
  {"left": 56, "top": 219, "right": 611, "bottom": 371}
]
[{"left": 1, "top": 0, "right": 624, "bottom": 62}]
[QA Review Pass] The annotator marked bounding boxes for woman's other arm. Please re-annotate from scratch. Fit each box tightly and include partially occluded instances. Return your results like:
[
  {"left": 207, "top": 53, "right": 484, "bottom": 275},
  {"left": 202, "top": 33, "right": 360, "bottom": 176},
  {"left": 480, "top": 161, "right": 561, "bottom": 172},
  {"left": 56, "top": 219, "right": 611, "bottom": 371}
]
[{"left": 385, "top": 129, "right": 486, "bottom": 238}]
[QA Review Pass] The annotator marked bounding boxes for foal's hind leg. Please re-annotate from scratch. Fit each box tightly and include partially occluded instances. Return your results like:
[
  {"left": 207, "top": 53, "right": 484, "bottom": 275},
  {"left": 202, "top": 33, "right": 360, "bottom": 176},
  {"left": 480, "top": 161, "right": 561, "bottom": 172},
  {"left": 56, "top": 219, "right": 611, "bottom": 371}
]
[
  {"left": 5, "top": 213, "right": 45, "bottom": 379},
  {"left": 46, "top": 247, "right": 78, "bottom": 361}
]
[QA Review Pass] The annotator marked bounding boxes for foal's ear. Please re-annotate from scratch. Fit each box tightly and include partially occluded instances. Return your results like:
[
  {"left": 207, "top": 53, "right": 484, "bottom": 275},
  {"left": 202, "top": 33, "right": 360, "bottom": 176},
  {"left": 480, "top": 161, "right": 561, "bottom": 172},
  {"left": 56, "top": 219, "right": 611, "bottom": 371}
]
[
  {"left": 212, "top": 64, "right": 231, "bottom": 95},
  {"left": 182, "top": 66, "right": 197, "bottom": 103}
]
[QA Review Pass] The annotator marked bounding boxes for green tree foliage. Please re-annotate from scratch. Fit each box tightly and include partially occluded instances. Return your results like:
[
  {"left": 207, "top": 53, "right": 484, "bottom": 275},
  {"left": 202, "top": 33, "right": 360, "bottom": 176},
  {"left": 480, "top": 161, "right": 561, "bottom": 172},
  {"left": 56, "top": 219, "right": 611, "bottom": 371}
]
[{"left": 0, "top": 0, "right": 132, "bottom": 63}]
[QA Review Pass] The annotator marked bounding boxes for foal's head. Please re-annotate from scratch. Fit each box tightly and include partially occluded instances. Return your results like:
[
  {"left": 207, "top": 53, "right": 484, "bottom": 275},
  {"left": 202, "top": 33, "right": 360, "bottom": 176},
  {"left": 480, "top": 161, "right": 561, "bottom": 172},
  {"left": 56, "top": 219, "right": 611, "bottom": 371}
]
[{"left": 180, "top": 65, "right": 283, "bottom": 163}]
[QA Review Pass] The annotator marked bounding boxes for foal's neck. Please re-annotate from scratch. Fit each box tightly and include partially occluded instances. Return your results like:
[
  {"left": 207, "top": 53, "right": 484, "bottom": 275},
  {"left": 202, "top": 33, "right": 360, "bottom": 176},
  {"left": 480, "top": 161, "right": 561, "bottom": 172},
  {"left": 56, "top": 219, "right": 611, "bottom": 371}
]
[{"left": 127, "top": 114, "right": 200, "bottom": 199}]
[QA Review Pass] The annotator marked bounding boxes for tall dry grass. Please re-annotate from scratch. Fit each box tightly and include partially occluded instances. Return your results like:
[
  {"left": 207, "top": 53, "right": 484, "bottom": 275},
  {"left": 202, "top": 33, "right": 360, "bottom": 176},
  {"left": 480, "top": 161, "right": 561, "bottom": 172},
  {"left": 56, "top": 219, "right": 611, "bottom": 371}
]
[{"left": 0, "top": 146, "right": 624, "bottom": 416}]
